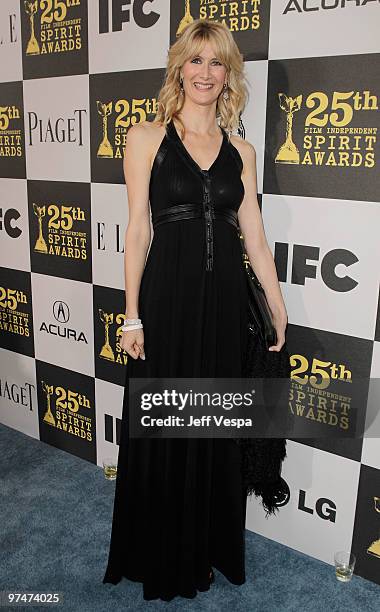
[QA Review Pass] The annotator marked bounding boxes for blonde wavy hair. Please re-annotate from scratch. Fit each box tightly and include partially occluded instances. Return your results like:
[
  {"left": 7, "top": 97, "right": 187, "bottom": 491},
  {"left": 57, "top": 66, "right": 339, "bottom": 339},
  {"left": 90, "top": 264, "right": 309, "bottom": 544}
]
[{"left": 153, "top": 18, "right": 249, "bottom": 139}]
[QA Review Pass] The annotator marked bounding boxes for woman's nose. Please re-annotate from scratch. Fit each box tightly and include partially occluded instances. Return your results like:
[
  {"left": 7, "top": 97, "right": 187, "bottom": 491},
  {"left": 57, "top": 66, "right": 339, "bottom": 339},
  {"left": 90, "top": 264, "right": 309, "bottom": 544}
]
[{"left": 199, "top": 63, "right": 210, "bottom": 77}]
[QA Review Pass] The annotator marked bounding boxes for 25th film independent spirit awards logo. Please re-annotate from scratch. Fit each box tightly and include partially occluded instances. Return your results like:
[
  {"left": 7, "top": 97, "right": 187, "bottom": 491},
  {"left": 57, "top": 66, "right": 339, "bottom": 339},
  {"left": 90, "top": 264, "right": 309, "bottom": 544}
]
[
  {"left": 264, "top": 53, "right": 380, "bottom": 202},
  {"left": 89, "top": 67, "right": 165, "bottom": 183},
  {"left": 27, "top": 181, "right": 92, "bottom": 282},
  {"left": 93, "top": 285, "right": 128, "bottom": 387},
  {"left": 352, "top": 466, "right": 380, "bottom": 582},
  {"left": 36, "top": 360, "right": 96, "bottom": 462},
  {"left": 0, "top": 267, "right": 34, "bottom": 358},
  {"left": 0, "top": 81, "right": 26, "bottom": 179},
  {"left": 20, "top": 0, "right": 88, "bottom": 79},
  {"left": 285, "top": 323, "right": 373, "bottom": 440},
  {"left": 170, "top": 0, "right": 270, "bottom": 60}
]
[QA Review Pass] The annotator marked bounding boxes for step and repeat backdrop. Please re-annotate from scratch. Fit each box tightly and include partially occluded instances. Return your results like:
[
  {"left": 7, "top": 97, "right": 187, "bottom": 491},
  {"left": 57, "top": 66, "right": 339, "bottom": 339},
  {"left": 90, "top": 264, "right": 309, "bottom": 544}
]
[{"left": 0, "top": 0, "right": 379, "bottom": 586}]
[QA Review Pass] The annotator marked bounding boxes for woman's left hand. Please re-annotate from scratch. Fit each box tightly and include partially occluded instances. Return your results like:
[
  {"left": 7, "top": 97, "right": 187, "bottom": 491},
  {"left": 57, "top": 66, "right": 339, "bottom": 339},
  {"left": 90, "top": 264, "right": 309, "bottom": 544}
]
[{"left": 268, "top": 310, "right": 288, "bottom": 352}]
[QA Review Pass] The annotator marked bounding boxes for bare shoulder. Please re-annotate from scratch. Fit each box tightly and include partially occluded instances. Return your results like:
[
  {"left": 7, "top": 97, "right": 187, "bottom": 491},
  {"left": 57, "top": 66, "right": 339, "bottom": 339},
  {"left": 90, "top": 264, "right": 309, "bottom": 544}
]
[
  {"left": 125, "top": 119, "right": 163, "bottom": 148},
  {"left": 229, "top": 133, "right": 256, "bottom": 167},
  {"left": 125, "top": 120, "right": 166, "bottom": 166}
]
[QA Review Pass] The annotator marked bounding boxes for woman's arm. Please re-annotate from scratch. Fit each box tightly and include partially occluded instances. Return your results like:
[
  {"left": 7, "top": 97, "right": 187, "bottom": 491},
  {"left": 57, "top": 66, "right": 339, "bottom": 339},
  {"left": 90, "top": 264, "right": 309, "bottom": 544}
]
[
  {"left": 122, "top": 122, "right": 152, "bottom": 319},
  {"left": 235, "top": 138, "right": 288, "bottom": 350}
]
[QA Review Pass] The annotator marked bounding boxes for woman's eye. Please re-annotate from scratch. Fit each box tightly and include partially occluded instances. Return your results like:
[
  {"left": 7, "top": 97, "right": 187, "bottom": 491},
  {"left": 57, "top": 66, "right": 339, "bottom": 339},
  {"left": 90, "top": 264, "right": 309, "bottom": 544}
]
[{"left": 191, "top": 58, "right": 222, "bottom": 65}]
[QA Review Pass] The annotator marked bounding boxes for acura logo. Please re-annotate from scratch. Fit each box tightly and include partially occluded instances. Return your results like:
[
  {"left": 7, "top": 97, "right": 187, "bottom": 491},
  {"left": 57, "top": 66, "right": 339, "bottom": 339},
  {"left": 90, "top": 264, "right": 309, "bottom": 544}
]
[{"left": 53, "top": 300, "right": 70, "bottom": 323}]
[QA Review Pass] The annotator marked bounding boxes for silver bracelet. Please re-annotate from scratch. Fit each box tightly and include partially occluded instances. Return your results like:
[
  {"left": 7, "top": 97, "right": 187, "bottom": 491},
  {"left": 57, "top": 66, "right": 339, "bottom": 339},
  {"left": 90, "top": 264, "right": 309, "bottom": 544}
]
[
  {"left": 121, "top": 323, "right": 143, "bottom": 332},
  {"left": 125, "top": 318, "right": 141, "bottom": 324}
]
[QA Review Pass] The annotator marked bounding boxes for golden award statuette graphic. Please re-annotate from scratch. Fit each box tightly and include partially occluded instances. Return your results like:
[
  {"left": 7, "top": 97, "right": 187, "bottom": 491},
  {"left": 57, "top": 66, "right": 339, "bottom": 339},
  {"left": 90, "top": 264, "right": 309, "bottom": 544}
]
[
  {"left": 367, "top": 496, "right": 380, "bottom": 559},
  {"left": 24, "top": 0, "right": 40, "bottom": 56},
  {"left": 97, "top": 101, "right": 114, "bottom": 158},
  {"left": 99, "top": 309, "right": 115, "bottom": 361},
  {"left": 33, "top": 204, "right": 48, "bottom": 253},
  {"left": 275, "top": 94, "right": 302, "bottom": 165},
  {"left": 42, "top": 381, "right": 56, "bottom": 426},
  {"left": 177, "top": 0, "right": 194, "bottom": 37}
]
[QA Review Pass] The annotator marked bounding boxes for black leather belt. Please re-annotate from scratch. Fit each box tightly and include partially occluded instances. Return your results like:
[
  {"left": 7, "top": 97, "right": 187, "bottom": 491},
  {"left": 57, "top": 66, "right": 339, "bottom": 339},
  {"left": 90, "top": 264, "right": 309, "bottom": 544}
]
[{"left": 152, "top": 202, "right": 238, "bottom": 272}]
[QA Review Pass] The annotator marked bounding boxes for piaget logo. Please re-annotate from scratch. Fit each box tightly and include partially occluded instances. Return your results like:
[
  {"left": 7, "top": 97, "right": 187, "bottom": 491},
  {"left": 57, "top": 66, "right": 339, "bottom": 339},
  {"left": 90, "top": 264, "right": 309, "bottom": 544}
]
[
  {"left": 96, "top": 97, "right": 158, "bottom": 159},
  {"left": 0, "top": 286, "right": 30, "bottom": 337},
  {"left": 275, "top": 91, "right": 377, "bottom": 168},
  {"left": 32, "top": 202, "right": 87, "bottom": 260},
  {"left": 98, "top": 308, "right": 128, "bottom": 365},
  {"left": 24, "top": 0, "right": 83, "bottom": 57},
  {"left": 0, "top": 104, "right": 22, "bottom": 158},
  {"left": 41, "top": 379, "right": 92, "bottom": 441},
  {"left": 26, "top": 108, "right": 86, "bottom": 146}
]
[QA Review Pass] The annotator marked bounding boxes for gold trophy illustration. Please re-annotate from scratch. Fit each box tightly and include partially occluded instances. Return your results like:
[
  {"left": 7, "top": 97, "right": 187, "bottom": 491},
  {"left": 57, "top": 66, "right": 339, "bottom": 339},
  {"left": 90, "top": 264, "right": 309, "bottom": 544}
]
[
  {"left": 177, "top": 0, "right": 194, "bottom": 37},
  {"left": 24, "top": 1, "right": 40, "bottom": 56},
  {"left": 275, "top": 93, "right": 302, "bottom": 164},
  {"left": 97, "top": 101, "right": 114, "bottom": 158},
  {"left": 99, "top": 309, "right": 115, "bottom": 361},
  {"left": 33, "top": 204, "right": 48, "bottom": 253},
  {"left": 367, "top": 496, "right": 380, "bottom": 558},
  {"left": 42, "top": 381, "right": 56, "bottom": 426}
]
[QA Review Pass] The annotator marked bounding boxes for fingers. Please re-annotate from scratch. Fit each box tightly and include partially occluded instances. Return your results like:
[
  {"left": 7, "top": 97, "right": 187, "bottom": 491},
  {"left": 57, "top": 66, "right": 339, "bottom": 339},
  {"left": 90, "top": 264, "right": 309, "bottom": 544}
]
[
  {"left": 126, "top": 343, "right": 139, "bottom": 359},
  {"left": 268, "top": 334, "right": 285, "bottom": 352},
  {"left": 120, "top": 330, "right": 145, "bottom": 360},
  {"left": 135, "top": 342, "right": 145, "bottom": 360},
  {"left": 121, "top": 338, "right": 137, "bottom": 358},
  {"left": 124, "top": 342, "right": 145, "bottom": 360}
]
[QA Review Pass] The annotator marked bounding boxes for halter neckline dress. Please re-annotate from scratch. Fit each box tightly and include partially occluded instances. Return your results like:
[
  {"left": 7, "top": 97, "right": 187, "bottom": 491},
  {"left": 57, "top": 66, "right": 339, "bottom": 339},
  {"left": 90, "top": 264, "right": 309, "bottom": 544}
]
[{"left": 103, "top": 118, "right": 251, "bottom": 602}]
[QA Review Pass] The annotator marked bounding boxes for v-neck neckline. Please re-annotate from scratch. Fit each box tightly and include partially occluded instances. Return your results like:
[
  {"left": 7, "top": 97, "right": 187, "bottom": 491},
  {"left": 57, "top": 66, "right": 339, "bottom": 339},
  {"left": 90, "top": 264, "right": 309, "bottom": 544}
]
[{"left": 168, "top": 119, "right": 226, "bottom": 174}]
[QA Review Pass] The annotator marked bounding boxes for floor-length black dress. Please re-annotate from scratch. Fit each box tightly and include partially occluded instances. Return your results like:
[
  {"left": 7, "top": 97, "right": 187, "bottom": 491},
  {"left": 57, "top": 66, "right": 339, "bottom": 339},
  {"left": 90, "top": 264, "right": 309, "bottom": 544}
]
[{"left": 103, "top": 118, "right": 251, "bottom": 601}]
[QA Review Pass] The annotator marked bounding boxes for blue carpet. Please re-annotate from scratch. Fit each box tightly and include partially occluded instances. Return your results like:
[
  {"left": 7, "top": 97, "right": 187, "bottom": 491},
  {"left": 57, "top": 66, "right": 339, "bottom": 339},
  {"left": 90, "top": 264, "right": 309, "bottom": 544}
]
[{"left": 1, "top": 422, "right": 379, "bottom": 611}]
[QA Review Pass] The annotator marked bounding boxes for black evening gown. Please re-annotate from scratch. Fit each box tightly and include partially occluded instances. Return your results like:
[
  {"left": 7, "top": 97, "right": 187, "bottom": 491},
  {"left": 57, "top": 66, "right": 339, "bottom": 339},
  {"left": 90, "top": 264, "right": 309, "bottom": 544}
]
[{"left": 103, "top": 119, "right": 262, "bottom": 601}]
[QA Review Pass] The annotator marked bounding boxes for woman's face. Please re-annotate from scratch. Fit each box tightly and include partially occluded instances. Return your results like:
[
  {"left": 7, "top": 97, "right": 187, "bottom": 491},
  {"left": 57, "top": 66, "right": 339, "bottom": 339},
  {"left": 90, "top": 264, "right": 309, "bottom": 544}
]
[{"left": 181, "top": 41, "right": 227, "bottom": 106}]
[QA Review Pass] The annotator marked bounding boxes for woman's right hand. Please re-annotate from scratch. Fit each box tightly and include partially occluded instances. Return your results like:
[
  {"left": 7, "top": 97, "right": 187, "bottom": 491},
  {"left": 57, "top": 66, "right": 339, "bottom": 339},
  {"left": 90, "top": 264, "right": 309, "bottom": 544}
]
[{"left": 120, "top": 328, "right": 145, "bottom": 360}]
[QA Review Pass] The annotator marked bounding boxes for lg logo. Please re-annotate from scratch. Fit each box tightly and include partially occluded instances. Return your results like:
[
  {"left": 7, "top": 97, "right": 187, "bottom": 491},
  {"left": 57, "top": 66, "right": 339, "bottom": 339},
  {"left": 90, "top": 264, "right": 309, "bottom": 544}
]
[
  {"left": 274, "top": 244, "right": 359, "bottom": 292},
  {"left": 98, "top": 0, "right": 160, "bottom": 33},
  {"left": 0, "top": 208, "right": 22, "bottom": 238},
  {"left": 299, "top": 490, "right": 336, "bottom": 522}
]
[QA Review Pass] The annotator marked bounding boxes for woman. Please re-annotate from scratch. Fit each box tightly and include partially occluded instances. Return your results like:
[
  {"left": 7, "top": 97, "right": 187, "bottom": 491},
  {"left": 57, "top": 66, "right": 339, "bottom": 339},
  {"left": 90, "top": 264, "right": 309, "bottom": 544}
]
[{"left": 103, "top": 18, "right": 289, "bottom": 601}]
